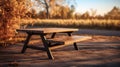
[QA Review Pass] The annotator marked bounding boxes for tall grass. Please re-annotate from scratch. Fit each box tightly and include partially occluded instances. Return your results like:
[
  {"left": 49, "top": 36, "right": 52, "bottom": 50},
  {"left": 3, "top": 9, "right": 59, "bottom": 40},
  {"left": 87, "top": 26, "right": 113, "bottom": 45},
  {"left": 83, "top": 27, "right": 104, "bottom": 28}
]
[{"left": 21, "top": 19, "right": 120, "bottom": 30}]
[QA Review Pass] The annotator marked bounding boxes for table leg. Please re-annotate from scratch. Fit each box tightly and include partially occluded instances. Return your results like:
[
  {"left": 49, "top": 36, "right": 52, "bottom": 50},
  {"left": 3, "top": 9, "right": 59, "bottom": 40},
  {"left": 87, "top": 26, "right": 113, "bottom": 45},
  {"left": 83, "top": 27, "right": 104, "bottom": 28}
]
[
  {"left": 40, "top": 35, "right": 54, "bottom": 59},
  {"left": 21, "top": 34, "right": 32, "bottom": 53},
  {"left": 51, "top": 33, "right": 56, "bottom": 38},
  {"left": 67, "top": 32, "right": 79, "bottom": 50},
  {"left": 47, "top": 33, "right": 56, "bottom": 46},
  {"left": 74, "top": 43, "right": 79, "bottom": 50},
  {"left": 67, "top": 32, "right": 72, "bottom": 36}
]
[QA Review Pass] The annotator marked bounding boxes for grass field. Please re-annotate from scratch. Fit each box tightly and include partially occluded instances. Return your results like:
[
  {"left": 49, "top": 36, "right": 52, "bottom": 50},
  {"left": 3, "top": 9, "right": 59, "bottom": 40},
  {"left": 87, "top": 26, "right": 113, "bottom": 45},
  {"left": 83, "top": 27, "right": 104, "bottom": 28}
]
[{"left": 21, "top": 19, "right": 120, "bottom": 30}]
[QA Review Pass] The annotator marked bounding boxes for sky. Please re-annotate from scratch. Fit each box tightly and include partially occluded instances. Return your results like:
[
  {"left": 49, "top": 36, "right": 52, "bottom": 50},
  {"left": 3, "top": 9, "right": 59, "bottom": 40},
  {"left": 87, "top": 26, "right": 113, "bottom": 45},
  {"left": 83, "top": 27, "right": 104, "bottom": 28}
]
[{"left": 71, "top": 0, "right": 120, "bottom": 15}]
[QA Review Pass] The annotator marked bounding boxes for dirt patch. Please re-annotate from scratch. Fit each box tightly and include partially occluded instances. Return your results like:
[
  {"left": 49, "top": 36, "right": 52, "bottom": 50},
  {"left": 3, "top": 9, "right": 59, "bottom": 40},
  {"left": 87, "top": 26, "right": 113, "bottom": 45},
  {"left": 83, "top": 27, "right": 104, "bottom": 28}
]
[{"left": 0, "top": 35, "right": 120, "bottom": 67}]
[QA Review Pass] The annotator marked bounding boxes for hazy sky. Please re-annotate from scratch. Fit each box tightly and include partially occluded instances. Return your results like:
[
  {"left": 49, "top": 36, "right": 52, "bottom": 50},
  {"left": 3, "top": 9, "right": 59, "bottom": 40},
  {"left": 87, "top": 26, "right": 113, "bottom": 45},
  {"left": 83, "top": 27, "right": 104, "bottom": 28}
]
[{"left": 73, "top": 0, "right": 120, "bottom": 15}]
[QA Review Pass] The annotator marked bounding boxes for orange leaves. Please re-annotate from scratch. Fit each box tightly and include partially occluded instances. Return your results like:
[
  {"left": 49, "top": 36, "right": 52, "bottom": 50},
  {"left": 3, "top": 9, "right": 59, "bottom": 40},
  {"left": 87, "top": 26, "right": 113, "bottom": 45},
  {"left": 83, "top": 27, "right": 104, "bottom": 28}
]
[{"left": 0, "top": 0, "right": 32, "bottom": 46}]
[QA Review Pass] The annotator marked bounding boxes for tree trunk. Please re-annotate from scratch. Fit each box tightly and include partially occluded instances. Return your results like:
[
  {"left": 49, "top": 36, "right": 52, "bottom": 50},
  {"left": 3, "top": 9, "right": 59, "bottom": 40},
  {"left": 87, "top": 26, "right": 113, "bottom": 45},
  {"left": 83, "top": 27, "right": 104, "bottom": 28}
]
[{"left": 44, "top": 0, "right": 49, "bottom": 19}]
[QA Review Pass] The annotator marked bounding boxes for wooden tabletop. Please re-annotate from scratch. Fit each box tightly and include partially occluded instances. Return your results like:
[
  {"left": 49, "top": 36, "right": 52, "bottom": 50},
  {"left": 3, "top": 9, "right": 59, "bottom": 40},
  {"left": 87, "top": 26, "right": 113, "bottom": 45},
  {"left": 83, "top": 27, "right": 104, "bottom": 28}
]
[{"left": 17, "top": 28, "right": 79, "bottom": 34}]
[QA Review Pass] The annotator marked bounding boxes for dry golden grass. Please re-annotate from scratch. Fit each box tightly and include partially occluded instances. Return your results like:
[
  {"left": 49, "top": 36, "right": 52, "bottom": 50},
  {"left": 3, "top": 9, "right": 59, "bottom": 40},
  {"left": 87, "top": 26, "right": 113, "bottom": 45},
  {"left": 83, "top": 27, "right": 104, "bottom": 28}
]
[{"left": 21, "top": 19, "right": 120, "bottom": 30}]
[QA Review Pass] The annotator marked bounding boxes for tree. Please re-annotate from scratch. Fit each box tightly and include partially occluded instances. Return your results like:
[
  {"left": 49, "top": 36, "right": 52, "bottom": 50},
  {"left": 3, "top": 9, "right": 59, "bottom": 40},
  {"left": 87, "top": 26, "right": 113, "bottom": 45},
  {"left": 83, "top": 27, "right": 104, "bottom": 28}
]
[
  {"left": 105, "top": 6, "right": 120, "bottom": 19},
  {"left": 0, "top": 0, "right": 32, "bottom": 46},
  {"left": 35, "top": 0, "right": 56, "bottom": 19},
  {"left": 60, "top": 6, "right": 70, "bottom": 19},
  {"left": 38, "top": 11, "right": 46, "bottom": 19},
  {"left": 34, "top": 0, "right": 74, "bottom": 19},
  {"left": 74, "top": 13, "right": 81, "bottom": 19},
  {"left": 81, "top": 11, "right": 90, "bottom": 19},
  {"left": 26, "top": 9, "right": 37, "bottom": 18},
  {"left": 67, "top": 5, "right": 75, "bottom": 19}
]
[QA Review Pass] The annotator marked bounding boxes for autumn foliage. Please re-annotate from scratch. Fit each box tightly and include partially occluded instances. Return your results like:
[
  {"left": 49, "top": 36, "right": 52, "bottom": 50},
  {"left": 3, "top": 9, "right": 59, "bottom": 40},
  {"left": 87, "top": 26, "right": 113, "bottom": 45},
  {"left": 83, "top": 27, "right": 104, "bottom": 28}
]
[{"left": 0, "top": 0, "right": 31, "bottom": 45}]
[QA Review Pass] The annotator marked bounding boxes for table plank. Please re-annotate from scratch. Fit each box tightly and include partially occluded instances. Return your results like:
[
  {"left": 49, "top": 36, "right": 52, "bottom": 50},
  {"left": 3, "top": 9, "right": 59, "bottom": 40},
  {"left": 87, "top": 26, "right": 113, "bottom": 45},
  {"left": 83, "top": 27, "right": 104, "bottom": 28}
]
[{"left": 17, "top": 28, "right": 78, "bottom": 34}]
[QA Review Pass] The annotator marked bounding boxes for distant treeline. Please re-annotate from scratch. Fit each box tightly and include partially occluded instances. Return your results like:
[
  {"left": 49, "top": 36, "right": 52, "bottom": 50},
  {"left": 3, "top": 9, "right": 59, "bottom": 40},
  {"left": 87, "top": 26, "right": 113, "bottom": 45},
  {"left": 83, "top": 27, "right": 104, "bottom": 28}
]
[{"left": 25, "top": 6, "right": 120, "bottom": 20}]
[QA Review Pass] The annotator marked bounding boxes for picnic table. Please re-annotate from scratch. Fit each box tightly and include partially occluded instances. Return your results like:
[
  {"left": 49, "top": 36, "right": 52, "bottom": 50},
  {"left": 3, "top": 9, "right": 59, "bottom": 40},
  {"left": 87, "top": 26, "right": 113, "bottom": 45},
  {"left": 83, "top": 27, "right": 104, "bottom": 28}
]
[{"left": 17, "top": 28, "right": 91, "bottom": 59}]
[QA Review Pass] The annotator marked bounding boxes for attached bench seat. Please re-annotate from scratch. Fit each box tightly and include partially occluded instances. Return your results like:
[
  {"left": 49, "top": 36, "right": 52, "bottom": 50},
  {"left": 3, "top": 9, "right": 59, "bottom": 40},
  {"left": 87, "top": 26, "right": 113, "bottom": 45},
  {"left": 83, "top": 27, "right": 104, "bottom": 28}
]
[{"left": 47, "top": 35, "right": 91, "bottom": 50}]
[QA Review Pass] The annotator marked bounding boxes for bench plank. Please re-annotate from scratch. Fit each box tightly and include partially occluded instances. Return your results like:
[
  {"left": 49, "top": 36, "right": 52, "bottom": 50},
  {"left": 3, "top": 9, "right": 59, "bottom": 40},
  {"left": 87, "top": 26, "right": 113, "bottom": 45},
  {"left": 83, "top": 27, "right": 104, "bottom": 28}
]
[{"left": 47, "top": 35, "right": 91, "bottom": 50}]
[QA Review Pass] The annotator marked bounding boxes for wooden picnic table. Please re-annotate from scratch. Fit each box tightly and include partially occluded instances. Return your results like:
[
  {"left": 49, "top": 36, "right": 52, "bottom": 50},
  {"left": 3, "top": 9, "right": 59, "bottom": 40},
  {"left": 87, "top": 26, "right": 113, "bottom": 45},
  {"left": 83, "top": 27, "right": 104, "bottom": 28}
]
[{"left": 17, "top": 28, "right": 91, "bottom": 59}]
